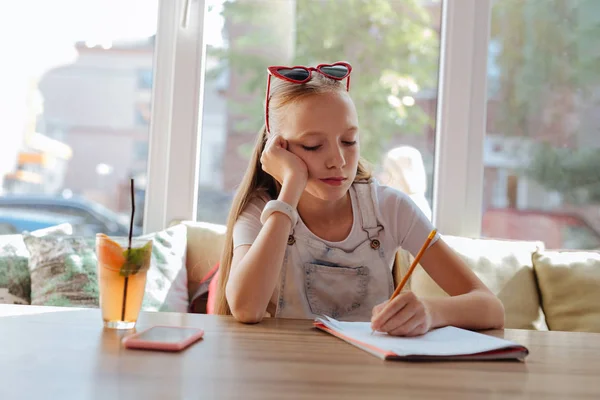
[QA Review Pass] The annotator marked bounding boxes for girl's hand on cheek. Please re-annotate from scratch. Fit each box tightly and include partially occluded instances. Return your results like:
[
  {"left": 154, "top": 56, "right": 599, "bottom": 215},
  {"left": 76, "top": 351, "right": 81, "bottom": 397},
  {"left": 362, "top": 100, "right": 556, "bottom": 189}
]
[
  {"left": 371, "top": 292, "right": 432, "bottom": 337},
  {"left": 261, "top": 134, "right": 308, "bottom": 190}
]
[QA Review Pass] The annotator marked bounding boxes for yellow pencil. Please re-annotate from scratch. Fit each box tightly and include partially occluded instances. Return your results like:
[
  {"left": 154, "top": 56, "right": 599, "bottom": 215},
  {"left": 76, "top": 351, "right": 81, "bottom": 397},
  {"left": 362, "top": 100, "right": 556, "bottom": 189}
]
[{"left": 390, "top": 229, "right": 437, "bottom": 301}]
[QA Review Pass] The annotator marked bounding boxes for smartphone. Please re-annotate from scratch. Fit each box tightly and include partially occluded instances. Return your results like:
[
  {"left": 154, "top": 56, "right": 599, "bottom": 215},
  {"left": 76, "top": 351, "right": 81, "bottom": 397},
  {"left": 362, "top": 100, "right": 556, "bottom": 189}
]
[{"left": 122, "top": 326, "right": 204, "bottom": 352}]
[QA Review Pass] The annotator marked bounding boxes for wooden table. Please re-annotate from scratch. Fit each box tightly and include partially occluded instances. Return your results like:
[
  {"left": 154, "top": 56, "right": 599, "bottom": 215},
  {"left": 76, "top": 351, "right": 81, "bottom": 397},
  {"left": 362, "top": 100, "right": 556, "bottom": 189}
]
[{"left": 1, "top": 304, "right": 600, "bottom": 399}]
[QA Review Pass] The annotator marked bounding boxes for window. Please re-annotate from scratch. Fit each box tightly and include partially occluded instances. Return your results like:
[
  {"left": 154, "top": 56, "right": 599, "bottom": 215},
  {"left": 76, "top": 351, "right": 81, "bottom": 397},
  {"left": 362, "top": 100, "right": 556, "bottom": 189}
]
[
  {"left": 0, "top": 1, "right": 158, "bottom": 236},
  {"left": 135, "top": 102, "right": 151, "bottom": 126},
  {"left": 133, "top": 141, "right": 149, "bottom": 161},
  {"left": 196, "top": 0, "right": 442, "bottom": 225},
  {"left": 137, "top": 68, "right": 154, "bottom": 90},
  {"left": 0, "top": 196, "right": 138, "bottom": 237},
  {"left": 7, "top": 0, "right": 586, "bottom": 252},
  {"left": 483, "top": 0, "right": 600, "bottom": 249}
]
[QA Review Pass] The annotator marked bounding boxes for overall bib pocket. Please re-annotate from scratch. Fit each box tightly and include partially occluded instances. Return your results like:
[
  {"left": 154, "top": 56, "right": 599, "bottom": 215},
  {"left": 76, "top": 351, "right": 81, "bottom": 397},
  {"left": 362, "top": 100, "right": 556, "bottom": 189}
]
[{"left": 303, "top": 263, "right": 370, "bottom": 319}]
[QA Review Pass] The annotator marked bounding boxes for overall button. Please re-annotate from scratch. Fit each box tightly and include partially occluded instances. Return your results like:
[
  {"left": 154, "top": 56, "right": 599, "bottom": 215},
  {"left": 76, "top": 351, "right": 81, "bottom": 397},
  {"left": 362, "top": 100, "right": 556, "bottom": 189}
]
[{"left": 370, "top": 239, "right": 380, "bottom": 249}]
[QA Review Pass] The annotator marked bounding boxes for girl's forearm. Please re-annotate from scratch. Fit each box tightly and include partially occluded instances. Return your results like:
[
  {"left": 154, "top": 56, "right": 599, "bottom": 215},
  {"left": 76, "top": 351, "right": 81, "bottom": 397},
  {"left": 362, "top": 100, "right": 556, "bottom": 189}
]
[
  {"left": 423, "top": 290, "right": 505, "bottom": 330},
  {"left": 226, "top": 182, "right": 302, "bottom": 323},
  {"left": 226, "top": 214, "right": 290, "bottom": 323}
]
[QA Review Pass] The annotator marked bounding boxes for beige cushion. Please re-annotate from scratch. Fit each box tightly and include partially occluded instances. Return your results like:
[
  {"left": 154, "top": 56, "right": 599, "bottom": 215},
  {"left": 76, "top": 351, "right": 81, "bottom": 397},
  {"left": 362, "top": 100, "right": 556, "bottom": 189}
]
[
  {"left": 533, "top": 250, "right": 600, "bottom": 333},
  {"left": 183, "top": 221, "right": 227, "bottom": 300},
  {"left": 406, "top": 235, "right": 547, "bottom": 330}
]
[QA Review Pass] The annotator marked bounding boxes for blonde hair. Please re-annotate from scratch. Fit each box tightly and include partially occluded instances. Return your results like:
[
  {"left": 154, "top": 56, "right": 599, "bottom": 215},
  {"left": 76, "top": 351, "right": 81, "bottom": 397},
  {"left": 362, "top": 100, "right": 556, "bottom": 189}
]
[{"left": 213, "top": 73, "right": 372, "bottom": 315}]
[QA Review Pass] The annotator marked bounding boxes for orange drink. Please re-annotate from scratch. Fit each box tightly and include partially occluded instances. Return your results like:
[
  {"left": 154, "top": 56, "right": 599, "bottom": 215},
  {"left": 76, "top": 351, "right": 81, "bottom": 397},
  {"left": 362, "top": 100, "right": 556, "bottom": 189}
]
[{"left": 96, "top": 234, "right": 152, "bottom": 329}]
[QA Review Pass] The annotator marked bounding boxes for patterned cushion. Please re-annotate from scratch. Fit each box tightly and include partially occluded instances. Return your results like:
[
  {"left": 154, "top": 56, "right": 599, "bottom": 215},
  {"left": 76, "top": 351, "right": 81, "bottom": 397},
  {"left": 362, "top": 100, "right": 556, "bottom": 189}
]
[
  {"left": 139, "top": 224, "right": 189, "bottom": 312},
  {"left": 0, "top": 224, "right": 73, "bottom": 305},
  {"left": 23, "top": 235, "right": 99, "bottom": 307},
  {"left": 21, "top": 224, "right": 189, "bottom": 312},
  {"left": 0, "top": 243, "right": 30, "bottom": 305}
]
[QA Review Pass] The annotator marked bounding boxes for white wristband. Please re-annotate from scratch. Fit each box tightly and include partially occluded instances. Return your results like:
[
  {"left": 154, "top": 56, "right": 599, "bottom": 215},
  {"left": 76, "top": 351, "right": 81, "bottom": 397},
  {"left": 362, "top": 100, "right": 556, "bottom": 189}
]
[{"left": 260, "top": 200, "right": 298, "bottom": 226}]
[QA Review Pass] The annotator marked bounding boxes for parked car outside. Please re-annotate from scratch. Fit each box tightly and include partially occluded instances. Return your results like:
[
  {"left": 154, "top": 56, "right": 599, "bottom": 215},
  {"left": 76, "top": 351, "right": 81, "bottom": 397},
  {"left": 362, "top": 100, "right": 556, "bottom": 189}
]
[{"left": 0, "top": 194, "right": 142, "bottom": 237}]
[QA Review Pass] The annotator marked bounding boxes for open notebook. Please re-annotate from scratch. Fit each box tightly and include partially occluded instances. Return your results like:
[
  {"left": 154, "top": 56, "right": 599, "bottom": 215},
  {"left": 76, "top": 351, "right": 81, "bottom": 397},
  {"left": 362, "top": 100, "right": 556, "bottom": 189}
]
[{"left": 314, "top": 316, "right": 529, "bottom": 361}]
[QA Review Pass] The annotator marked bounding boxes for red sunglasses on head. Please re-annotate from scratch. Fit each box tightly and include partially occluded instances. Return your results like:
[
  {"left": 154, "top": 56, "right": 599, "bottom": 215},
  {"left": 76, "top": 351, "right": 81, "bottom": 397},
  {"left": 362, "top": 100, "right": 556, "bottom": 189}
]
[{"left": 264, "top": 61, "right": 352, "bottom": 133}]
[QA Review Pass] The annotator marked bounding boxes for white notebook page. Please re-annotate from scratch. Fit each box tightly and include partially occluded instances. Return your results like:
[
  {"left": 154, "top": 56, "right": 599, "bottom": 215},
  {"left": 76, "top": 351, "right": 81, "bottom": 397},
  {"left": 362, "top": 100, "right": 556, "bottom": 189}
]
[{"left": 317, "top": 316, "right": 522, "bottom": 357}]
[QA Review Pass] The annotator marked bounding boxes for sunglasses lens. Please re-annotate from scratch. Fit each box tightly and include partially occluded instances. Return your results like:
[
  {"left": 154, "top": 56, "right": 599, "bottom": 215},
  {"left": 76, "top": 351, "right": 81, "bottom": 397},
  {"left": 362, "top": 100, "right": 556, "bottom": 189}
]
[
  {"left": 277, "top": 68, "right": 310, "bottom": 81},
  {"left": 320, "top": 65, "right": 349, "bottom": 78}
]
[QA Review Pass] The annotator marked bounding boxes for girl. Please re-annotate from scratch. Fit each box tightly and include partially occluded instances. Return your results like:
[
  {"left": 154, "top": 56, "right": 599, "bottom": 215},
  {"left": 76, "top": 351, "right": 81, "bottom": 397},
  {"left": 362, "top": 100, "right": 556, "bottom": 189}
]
[{"left": 213, "top": 62, "right": 504, "bottom": 337}]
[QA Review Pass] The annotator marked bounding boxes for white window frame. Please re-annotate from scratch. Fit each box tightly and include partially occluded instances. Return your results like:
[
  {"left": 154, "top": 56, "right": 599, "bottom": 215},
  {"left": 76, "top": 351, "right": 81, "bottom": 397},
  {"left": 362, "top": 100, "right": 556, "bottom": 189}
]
[
  {"left": 145, "top": 0, "right": 493, "bottom": 239},
  {"left": 432, "top": 0, "right": 491, "bottom": 238},
  {"left": 144, "top": 0, "right": 207, "bottom": 233}
]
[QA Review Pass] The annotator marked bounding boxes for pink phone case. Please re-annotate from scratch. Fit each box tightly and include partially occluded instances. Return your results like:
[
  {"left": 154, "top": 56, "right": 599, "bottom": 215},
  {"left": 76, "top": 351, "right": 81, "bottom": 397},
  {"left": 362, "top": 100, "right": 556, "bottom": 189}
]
[{"left": 122, "top": 325, "right": 204, "bottom": 352}]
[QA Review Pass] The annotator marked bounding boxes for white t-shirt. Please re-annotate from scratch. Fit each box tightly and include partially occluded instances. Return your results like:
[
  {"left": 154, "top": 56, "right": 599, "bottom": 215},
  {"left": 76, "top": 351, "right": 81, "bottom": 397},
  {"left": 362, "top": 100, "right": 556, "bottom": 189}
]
[{"left": 233, "top": 180, "right": 438, "bottom": 265}]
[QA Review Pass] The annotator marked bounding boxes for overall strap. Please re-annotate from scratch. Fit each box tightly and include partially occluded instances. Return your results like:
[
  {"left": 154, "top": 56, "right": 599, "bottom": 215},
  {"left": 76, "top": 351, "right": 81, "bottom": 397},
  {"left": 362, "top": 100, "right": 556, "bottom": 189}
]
[{"left": 352, "top": 180, "right": 383, "bottom": 249}]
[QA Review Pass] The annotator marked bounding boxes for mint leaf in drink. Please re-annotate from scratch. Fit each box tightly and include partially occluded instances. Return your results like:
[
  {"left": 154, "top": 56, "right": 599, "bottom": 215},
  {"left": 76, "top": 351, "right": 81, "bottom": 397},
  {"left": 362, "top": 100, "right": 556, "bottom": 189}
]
[{"left": 119, "top": 241, "right": 152, "bottom": 277}]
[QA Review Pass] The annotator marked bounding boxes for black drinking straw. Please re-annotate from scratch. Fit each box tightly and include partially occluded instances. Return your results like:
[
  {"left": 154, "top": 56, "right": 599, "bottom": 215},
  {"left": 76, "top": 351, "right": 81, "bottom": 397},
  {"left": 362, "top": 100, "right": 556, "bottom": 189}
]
[{"left": 121, "top": 178, "right": 135, "bottom": 322}]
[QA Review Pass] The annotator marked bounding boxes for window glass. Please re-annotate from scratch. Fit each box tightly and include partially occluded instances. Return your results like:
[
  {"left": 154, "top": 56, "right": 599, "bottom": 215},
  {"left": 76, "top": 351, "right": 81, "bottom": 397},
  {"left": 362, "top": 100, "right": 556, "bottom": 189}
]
[{"left": 197, "top": 0, "right": 443, "bottom": 225}]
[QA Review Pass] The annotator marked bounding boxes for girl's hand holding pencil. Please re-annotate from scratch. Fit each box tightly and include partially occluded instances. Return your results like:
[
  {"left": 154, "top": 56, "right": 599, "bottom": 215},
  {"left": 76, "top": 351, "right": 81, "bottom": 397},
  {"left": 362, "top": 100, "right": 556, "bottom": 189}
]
[
  {"left": 370, "top": 291, "right": 433, "bottom": 337},
  {"left": 371, "top": 229, "right": 437, "bottom": 337}
]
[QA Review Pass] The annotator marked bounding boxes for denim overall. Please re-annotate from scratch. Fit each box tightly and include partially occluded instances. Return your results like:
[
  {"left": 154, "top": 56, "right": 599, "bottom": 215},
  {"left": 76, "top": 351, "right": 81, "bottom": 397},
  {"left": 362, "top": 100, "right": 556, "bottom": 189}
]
[{"left": 273, "top": 181, "right": 394, "bottom": 321}]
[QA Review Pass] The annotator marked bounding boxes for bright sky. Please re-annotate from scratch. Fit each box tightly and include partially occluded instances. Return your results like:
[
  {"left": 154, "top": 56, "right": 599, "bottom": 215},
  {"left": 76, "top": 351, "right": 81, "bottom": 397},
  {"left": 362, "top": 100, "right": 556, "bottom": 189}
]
[{"left": 0, "top": 0, "right": 225, "bottom": 47}]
